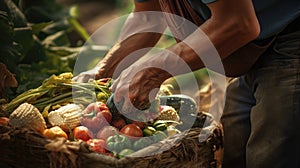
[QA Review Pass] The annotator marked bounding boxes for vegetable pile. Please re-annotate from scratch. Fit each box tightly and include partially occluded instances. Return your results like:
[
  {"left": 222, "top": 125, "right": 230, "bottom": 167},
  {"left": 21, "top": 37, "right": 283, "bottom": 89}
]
[
  {"left": 0, "top": 72, "right": 201, "bottom": 159},
  {"left": 3, "top": 72, "right": 111, "bottom": 116}
]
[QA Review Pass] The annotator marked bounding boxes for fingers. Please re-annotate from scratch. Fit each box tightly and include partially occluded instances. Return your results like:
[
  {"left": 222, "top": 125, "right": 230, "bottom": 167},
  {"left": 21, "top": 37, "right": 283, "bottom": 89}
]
[
  {"left": 112, "top": 81, "right": 136, "bottom": 114},
  {"left": 111, "top": 67, "right": 168, "bottom": 114},
  {"left": 110, "top": 77, "right": 119, "bottom": 93},
  {"left": 112, "top": 82, "right": 153, "bottom": 114},
  {"left": 72, "top": 74, "right": 90, "bottom": 83},
  {"left": 72, "top": 69, "right": 96, "bottom": 83}
]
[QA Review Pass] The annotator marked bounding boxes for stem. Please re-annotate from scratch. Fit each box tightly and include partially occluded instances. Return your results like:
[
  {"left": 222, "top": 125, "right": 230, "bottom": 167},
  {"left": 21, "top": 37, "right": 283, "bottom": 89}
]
[
  {"left": 68, "top": 17, "right": 93, "bottom": 45},
  {"left": 59, "top": 83, "right": 96, "bottom": 96},
  {"left": 34, "top": 92, "right": 73, "bottom": 107},
  {"left": 4, "top": 91, "right": 47, "bottom": 114},
  {"left": 34, "top": 98, "right": 73, "bottom": 110}
]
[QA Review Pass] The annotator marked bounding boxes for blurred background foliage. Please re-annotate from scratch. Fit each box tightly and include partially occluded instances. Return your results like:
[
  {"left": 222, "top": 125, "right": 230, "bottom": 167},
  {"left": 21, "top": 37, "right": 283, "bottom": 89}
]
[{"left": 1, "top": 0, "right": 208, "bottom": 101}]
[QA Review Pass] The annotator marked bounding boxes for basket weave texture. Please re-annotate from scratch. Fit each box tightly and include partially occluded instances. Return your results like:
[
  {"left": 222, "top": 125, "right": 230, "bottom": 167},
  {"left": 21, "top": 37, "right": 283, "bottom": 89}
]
[{"left": 0, "top": 121, "right": 223, "bottom": 168}]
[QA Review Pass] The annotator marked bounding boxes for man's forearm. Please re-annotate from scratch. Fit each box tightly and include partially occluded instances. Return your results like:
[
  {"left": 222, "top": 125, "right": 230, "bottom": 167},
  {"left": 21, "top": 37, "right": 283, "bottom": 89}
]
[
  {"left": 97, "top": 32, "right": 163, "bottom": 78},
  {"left": 95, "top": 9, "right": 166, "bottom": 79}
]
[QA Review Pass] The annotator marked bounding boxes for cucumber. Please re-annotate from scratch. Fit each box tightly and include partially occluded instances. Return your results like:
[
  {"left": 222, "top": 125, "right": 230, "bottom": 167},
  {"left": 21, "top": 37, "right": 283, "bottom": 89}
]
[
  {"left": 106, "top": 94, "right": 122, "bottom": 120},
  {"left": 159, "top": 94, "right": 197, "bottom": 114},
  {"left": 106, "top": 94, "right": 160, "bottom": 121}
]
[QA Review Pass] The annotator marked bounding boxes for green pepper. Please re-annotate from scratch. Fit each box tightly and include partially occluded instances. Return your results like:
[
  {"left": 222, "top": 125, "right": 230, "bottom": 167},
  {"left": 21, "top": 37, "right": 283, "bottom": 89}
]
[
  {"left": 106, "top": 134, "right": 132, "bottom": 153},
  {"left": 151, "top": 131, "right": 168, "bottom": 143},
  {"left": 118, "top": 148, "right": 135, "bottom": 159},
  {"left": 133, "top": 137, "right": 154, "bottom": 151},
  {"left": 142, "top": 126, "right": 156, "bottom": 137}
]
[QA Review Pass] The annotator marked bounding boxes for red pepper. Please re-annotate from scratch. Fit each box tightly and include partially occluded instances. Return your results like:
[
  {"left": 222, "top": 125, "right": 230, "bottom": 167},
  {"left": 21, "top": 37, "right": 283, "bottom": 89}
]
[
  {"left": 84, "top": 102, "right": 109, "bottom": 114},
  {"left": 81, "top": 102, "right": 112, "bottom": 132},
  {"left": 111, "top": 118, "right": 126, "bottom": 130}
]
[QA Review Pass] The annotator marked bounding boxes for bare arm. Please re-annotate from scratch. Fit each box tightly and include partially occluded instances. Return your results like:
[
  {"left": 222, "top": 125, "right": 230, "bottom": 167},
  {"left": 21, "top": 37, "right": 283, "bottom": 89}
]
[
  {"left": 112, "top": 0, "right": 261, "bottom": 112},
  {"left": 73, "top": 0, "right": 166, "bottom": 82},
  {"left": 96, "top": 0, "right": 166, "bottom": 79},
  {"left": 163, "top": 0, "right": 260, "bottom": 73}
]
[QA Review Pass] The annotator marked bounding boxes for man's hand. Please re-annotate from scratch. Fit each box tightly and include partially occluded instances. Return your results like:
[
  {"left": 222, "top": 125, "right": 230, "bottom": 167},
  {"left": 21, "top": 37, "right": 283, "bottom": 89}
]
[
  {"left": 110, "top": 65, "right": 170, "bottom": 114},
  {"left": 73, "top": 67, "right": 100, "bottom": 83}
]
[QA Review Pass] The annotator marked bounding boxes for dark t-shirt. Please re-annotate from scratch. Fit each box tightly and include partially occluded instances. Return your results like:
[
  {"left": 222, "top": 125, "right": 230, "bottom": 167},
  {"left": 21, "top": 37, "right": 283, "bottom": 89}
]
[{"left": 135, "top": 0, "right": 300, "bottom": 40}]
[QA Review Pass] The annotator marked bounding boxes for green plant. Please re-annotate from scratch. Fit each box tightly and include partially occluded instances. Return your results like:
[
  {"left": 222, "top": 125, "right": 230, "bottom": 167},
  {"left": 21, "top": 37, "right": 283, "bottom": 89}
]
[{"left": 0, "top": 0, "right": 108, "bottom": 100}]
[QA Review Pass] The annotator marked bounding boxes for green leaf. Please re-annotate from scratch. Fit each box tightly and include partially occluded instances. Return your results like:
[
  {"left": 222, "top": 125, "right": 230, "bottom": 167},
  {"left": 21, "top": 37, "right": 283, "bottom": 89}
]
[
  {"left": 21, "top": 0, "right": 64, "bottom": 23},
  {"left": 21, "top": 38, "right": 46, "bottom": 64},
  {"left": 0, "top": 10, "right": 14, "bottom": 43},
  {"left": 39, "top": 19, "right": 71, "bottom": 39},
  {"left": 46, "top": 46, "right": 81, "bottom": 56},
  {"left": 42, "top": 30, "right": 70, "bottom": 47},
  {"left": 30, "top": 21, "right": 53, "bottom": 35},
  {"left": 13, "top": 27, "right": 34, "bottom": 55},
  {"left": 0, "top": 44, "right": 21, "bottom": 73},
  {"left": 0, "top": 0, "right": 27, "bottom": 27}
]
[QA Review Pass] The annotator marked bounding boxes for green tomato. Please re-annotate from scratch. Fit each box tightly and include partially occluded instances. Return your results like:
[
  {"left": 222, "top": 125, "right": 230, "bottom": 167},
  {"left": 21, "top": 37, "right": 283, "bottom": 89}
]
[{"left": 142, "top": 126, "right": 156, "bottom": 137}]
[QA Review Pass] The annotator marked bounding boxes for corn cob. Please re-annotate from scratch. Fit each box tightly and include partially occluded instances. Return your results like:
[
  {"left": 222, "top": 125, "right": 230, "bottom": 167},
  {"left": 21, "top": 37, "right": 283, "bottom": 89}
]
[
  {"left": 9, "top": 103, "right": 47, "bottom": 133},
  {"left": 157, "top": 105, "right": 180, "bottom": 122},
  {"left": 48, "top": 103, "right": 83, "bottom": 131}
]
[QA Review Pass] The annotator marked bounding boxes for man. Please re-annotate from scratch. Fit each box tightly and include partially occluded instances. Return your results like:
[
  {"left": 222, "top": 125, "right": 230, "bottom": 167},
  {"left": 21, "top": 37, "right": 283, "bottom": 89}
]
[{"left": 74, "top": 0, "right": 300, "bottom": 167}]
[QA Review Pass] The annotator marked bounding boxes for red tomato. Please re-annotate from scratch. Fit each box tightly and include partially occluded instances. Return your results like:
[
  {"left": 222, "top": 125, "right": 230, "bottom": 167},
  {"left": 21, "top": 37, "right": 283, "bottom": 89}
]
[
  {"left": 111, "top": 118, "right": 126, "bottom": 130},
  {"left": 97, "top": 110, "right": 112, "bottom": 124},
  {"left": 0, "top": 117, "right": 9, "bottom": 126},
  {"left": 120, "top": 124, "right": 143, "bottom": 139},
  {"left": 96, "top": 126, "right": 119, "bottom": 141},
  {"left": 131, "top": 120, "right": 145, "bottom": 130},
  {"left": 86, "top": 139, "right": 107, "bottom": 154},
  {"left": 73, "top": 126, "right": 94, "bottom": 141}
]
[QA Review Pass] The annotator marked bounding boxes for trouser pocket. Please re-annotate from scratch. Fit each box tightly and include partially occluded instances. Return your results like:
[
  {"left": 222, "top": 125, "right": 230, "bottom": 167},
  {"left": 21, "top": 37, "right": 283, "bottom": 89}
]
[{"left": 273, "top": 30, "right": 300, "bottom": 58}]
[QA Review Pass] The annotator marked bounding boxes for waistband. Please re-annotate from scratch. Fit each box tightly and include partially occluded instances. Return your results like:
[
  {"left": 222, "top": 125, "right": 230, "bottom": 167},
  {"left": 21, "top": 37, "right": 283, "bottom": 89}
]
[{"left": 279, "top": 15, "right": 300, "bottom": 36}]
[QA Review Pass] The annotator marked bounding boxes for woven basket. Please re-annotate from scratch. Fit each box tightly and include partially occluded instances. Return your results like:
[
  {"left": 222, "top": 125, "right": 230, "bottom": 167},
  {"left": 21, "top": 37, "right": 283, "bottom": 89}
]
[{"left": 0, "top": 120, "right": 223, "bottom": 168}]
